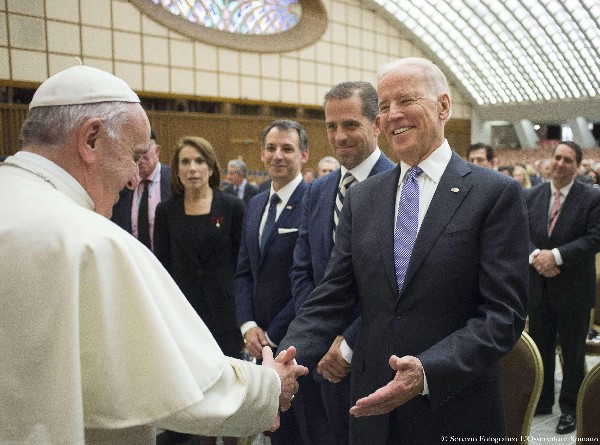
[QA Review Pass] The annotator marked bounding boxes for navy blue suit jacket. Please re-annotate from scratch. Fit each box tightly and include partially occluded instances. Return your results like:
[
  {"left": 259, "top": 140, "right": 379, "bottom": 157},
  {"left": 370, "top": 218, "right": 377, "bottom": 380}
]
[
  {"left": 235, "top": 181, "right": 307, "bottom": 344},
  {"left": 280, "top": 153, "right": 529, "bottom": 444},
  {"left": 111, "top": 164, "right": 171, "bottom": 233},
  {"left": 290, "top": 152, "right": 395, "bottom": 348}
]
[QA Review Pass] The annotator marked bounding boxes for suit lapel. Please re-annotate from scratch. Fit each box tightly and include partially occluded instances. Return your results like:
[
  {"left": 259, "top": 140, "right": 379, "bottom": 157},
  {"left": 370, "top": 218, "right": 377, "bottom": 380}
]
[
  {"left": 322, "top": 171, "right": 340, "bottom": 256},
  {"left": 251, "top": 192, "right": 269, "bottom": 267},
  {"left": 373, "top": 166, "right": 403, "bottom": 296},
  {"left": 401, "top": 153, "right": 473, "bottom": 297},
  {"left": 261, "top": 182, "right": 306, "bottom": 258}
]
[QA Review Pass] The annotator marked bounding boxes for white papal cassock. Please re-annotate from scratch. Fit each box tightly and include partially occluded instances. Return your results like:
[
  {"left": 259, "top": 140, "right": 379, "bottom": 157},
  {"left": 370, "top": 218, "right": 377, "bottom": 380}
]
[{"left": 0, "top": 152, "right": 280, "bottom": 445}]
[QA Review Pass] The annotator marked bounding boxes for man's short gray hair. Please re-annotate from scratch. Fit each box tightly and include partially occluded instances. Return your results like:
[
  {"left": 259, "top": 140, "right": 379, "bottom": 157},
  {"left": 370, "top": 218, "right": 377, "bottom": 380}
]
[
  {"left": 227, "top": 159, "right": 248, "bottom": 177},
  {"left": 318, "top": 156, "right": 340, "bottom": 170},
  {"left": 21, "top": 102, "right": 136, "bottom": 148}
]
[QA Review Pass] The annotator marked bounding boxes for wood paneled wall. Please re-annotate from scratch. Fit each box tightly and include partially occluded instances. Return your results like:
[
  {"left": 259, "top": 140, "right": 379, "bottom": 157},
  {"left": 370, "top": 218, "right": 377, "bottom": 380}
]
[{"left": 1, "top": 104, "right": 472, "bottom": 170}]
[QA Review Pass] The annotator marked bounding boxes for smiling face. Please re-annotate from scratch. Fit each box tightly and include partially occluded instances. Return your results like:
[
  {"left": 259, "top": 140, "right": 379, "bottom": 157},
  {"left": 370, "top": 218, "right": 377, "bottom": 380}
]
[
  {"left": 177, "top": 145, "right": 213, "bottom": 193},
  {"left": 551, "top": 143, "right": 579, "bottom": 189},
  {"left": 325, "top": 95, "right": 380, "bottom": 170},
  {"left": 260, "top": 127, "right": 308, "bottom": 190},
  {"left": 377, "top": 65, "right": 450, "bottom": 166}
]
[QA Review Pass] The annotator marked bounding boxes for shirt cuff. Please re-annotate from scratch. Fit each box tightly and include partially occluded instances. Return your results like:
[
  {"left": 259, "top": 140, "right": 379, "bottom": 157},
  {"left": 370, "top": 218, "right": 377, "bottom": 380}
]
[
  {"left": 551, "top": 248, "right": 563, "bottom": 266},
  {"left": 340, "top": 339, "right": 353, "bottom": 363},
  {"left": 240, "top": 321, "right": 258, "bottom": 337},
  {"left": 529, "top": 248, "right": 540, "bottom": 264},
  {"left": 416, "top": 357, "right": 428, "bottom": 395},
  {"left": 264, "top": 332, "right": 278, "bottom": 348}
]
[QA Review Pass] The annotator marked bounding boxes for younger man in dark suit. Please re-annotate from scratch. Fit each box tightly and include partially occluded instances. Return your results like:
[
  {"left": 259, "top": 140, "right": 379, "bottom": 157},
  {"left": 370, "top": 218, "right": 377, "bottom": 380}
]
[
  {"left": 235, "top": 120, "right": 334, "bottom": 445},
  {"left": 526, "top": 141, "right": 600, "bottom": 434},
  {"left": 111, "top": 129, "right": 171, "bottom": 251},
  {"left": 290, "top": 81, "right": 394, "bottom": 445}
]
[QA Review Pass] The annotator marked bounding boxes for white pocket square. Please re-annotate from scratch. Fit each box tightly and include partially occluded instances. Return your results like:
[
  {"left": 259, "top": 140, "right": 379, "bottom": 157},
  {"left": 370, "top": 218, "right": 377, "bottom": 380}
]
[{"left": 278, "top": 228, "right": 299, "bottom": 234}]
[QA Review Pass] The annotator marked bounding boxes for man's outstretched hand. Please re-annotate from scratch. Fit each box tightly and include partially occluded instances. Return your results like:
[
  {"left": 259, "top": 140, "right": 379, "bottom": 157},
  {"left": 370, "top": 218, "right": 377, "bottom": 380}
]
[{"left": 349, "top": 355, "right": 423, "bottom": 417}]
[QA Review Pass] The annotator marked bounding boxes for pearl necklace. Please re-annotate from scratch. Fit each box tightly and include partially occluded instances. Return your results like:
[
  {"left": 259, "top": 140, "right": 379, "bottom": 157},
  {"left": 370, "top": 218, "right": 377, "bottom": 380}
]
[{"left": 1, "top": 161, "right": 60, "bottom": 190}]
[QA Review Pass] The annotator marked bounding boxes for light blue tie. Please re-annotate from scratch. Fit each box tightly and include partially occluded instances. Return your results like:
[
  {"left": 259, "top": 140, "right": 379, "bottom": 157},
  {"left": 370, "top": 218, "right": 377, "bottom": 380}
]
[
  {"left": 260, "top": 193, "right": 280, "bottom": 254},
  {"left": 394, "top": 166, "right": 422, "bottom": 293}
]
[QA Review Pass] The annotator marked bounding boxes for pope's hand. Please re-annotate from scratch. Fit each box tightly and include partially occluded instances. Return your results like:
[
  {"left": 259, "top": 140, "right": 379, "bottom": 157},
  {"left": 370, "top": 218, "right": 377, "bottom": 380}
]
[{"left": 262, "top": 346, "right": 308, "bottom": 413}]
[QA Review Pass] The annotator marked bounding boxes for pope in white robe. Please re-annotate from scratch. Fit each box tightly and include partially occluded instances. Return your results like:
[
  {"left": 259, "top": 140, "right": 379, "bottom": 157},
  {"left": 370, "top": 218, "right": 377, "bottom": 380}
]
[{"left": 0, "top": 65, "right": 305, "bottom": 445}]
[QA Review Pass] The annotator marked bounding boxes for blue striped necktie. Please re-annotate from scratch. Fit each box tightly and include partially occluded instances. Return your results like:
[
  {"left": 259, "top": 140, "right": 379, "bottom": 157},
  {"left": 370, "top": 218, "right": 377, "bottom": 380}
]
[{"left": 394, "top": 166, "right": 422, "bottom": 293}]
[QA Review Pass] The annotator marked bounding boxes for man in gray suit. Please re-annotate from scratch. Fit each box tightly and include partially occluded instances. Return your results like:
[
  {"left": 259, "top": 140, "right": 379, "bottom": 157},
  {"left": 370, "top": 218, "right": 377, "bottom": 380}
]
[{"left": 279, "top": 58, "right": 529, "bottom": 444}]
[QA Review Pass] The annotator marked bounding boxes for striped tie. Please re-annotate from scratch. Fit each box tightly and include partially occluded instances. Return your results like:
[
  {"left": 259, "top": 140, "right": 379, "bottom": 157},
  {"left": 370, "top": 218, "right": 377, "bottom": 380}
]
[
  {"left": 394, "top": 166, "right": 423, "bottom": 293},
  {"left": 333, "top": 172, "right": 356, "bottom": 241}
]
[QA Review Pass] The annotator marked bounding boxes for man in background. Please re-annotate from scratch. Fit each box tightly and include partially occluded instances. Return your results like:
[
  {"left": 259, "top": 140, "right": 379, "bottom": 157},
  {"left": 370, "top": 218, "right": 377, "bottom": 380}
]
[
  {"left": 224, "top": 159, "right": 259, "bottom": 203},
  {"left": 111, "top": 128, "right": 170, "bottom": 251},
  {"left": 466, "top": 142, "right": 496, "bottom": 169},
  {"left": 526, "top": 141, "right": 600, "bottom": 434},
  {"left": 0, "top": 65, "right": 307, "bottom": 445},
  {"left": 316, "top": 156, "right": 340, "bottom": 178},
  {"left": 290, "top": 81, "right": 394, "bottom": 445}
]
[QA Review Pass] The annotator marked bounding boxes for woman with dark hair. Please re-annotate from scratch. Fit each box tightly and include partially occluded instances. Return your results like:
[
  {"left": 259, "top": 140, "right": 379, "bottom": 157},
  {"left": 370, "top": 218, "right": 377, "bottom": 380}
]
[{"left": 154, "top": 136, "right": 245, "bottom": 445}]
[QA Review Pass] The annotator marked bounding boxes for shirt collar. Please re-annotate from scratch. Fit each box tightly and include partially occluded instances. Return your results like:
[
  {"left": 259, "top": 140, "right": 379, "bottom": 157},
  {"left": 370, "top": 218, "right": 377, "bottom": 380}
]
[
  {"left": 340, "top": 147, "right": 381, "bottom": 183},
  {"left": 398, "top": 140, "right": 451, "bottom": 185},
  {"left": 270, "top": 173, "right": 303, "bottom": 205},
  {"left": 550, "top": 179, "right": 575, "bottom": 197},
  {"left": 14, "top": 151, "right": 95, "bottom": 210}
]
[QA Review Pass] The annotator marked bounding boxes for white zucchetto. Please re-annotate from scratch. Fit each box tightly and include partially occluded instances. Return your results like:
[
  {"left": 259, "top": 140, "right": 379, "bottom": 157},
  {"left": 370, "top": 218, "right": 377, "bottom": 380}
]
[{"left": 29, "top": 65, "right": 140, "bottom": 109}]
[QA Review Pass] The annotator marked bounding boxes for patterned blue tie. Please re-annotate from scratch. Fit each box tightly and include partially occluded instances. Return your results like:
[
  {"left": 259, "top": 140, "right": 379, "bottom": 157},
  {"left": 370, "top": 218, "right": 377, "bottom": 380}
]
[
  {"left": 260, "top": 193, "right": 280, "bottom": 254},
  {"left": 394, "top": 166, "right": 423, "bottom": 293}
]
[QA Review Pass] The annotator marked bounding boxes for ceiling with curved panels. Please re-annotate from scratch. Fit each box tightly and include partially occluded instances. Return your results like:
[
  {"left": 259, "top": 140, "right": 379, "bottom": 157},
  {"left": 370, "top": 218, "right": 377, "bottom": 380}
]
[{"left": 369, "top": 0, "right": 600, "bottom": 119}]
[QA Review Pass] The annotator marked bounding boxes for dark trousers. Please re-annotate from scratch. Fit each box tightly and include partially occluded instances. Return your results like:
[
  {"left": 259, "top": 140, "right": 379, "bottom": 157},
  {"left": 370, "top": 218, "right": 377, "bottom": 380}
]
[
  {"left": 319, "top": 375, "right": 351, "bottom": 445},
  {"left": 528, "top": 291, "right": 590, "bottom": 414}
]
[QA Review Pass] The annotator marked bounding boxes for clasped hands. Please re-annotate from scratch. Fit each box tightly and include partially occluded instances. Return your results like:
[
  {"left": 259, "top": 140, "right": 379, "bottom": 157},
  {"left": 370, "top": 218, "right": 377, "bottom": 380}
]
[
  {"left": 260, "top": 345, "right": 308, "bottom": 431},
  {"left": 349, "top": 355, "right": 424, "bottom": 417},
  {"left": 316, "top": 335, "right": 352, "bottom": 383},
  {"left": 532, "top": 249, "right": 561, "bottom": 278}
]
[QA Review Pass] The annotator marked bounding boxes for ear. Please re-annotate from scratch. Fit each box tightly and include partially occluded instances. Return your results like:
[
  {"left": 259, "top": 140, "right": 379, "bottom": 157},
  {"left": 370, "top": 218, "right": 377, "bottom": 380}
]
[
  {"left": 77, "top": 118, "right": 103, "bottom": 165},
  {"left": 300, "top": 148, "right": 309, "bottom": 164},
  {"left": 438, "top": 94, "right": 450, "bottom": 120},
  {"left": 373, "top": 114, "right": 382, "bottom": 138}
]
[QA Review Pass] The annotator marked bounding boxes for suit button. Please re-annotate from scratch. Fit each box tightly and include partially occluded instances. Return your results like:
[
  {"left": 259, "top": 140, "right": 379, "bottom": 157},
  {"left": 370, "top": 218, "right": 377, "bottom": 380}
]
[{"left": 196, "top": 269, "right": 204, "bottom": 278}]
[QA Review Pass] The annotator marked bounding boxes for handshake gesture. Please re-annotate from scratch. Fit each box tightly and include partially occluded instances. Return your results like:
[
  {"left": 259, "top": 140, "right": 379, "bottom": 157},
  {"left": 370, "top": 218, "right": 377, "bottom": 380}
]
[{"left": 261, "top": 346, "right": 308, "bottom": 430}]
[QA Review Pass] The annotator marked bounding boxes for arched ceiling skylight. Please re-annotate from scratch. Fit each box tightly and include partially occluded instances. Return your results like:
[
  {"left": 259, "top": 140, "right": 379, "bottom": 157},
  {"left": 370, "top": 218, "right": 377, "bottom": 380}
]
[
  {"left": 130, "top": 0, "right": 326, "bottom": 52},
  {"left": 150, "top": 0, "right": 302, "bottom": 35},
  {"left": 371, "top": 0, "right": 600, "bottom": 106}
]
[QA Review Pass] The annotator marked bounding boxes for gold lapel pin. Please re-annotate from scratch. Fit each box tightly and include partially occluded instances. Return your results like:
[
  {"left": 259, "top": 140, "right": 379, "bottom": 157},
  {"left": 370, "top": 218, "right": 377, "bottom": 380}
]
[{"left": 451, "top": 187, "right": 460, "bottom": 193}]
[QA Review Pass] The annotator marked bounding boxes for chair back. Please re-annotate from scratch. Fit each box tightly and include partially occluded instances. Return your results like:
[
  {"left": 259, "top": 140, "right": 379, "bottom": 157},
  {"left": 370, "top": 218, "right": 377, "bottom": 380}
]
[
  {"left": 577, "top": 361, "right": 600, "bottom": 440},
  {"left": 500, "top": 331, "right": 543, "bottom": 445}
]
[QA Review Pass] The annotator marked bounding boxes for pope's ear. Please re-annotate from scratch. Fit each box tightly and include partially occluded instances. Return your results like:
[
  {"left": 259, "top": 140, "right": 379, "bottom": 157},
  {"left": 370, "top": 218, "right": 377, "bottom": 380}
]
[{"left": 77, "top": 118, "right": 103, "bottom": 165}]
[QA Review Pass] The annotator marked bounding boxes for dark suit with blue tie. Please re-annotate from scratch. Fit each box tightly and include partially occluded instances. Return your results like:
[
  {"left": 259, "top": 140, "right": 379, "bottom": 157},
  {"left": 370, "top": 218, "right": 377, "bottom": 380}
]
[
  {"left": 235, "top": 181, "right": 334, "bottom": 445},
  {"left": 280, "top": 152, "right": 529, "bottom": 444},
  {"left": 290, "top": 152, "right": 394, "bottom": 445}
]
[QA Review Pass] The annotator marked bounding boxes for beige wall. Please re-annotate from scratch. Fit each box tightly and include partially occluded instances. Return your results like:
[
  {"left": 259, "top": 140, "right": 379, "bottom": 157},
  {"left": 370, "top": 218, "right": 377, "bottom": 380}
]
[{"left": 0, "top": 0, "right": 471, "bottom": 119}]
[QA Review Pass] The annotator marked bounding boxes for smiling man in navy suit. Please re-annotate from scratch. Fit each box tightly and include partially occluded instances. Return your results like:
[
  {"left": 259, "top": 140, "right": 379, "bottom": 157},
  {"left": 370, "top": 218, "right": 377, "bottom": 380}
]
[
  {"left": 290, "top": 81, "right": 394, "bottom": 445},
  {"left": 526, "top": 141, "right": 600, "bottom": 434},
  {"left": 235, "top": 119, "right": 334, "bottom": 445},
  {"left": 279, "top": 58, "right": 529, "bottom": 444}
]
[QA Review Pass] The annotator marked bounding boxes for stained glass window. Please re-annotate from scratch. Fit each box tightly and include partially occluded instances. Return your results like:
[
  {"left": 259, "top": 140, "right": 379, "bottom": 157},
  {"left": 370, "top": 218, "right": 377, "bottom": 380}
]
[{"left": 150, "top": 0, "right": 302, "bottom": 35}]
